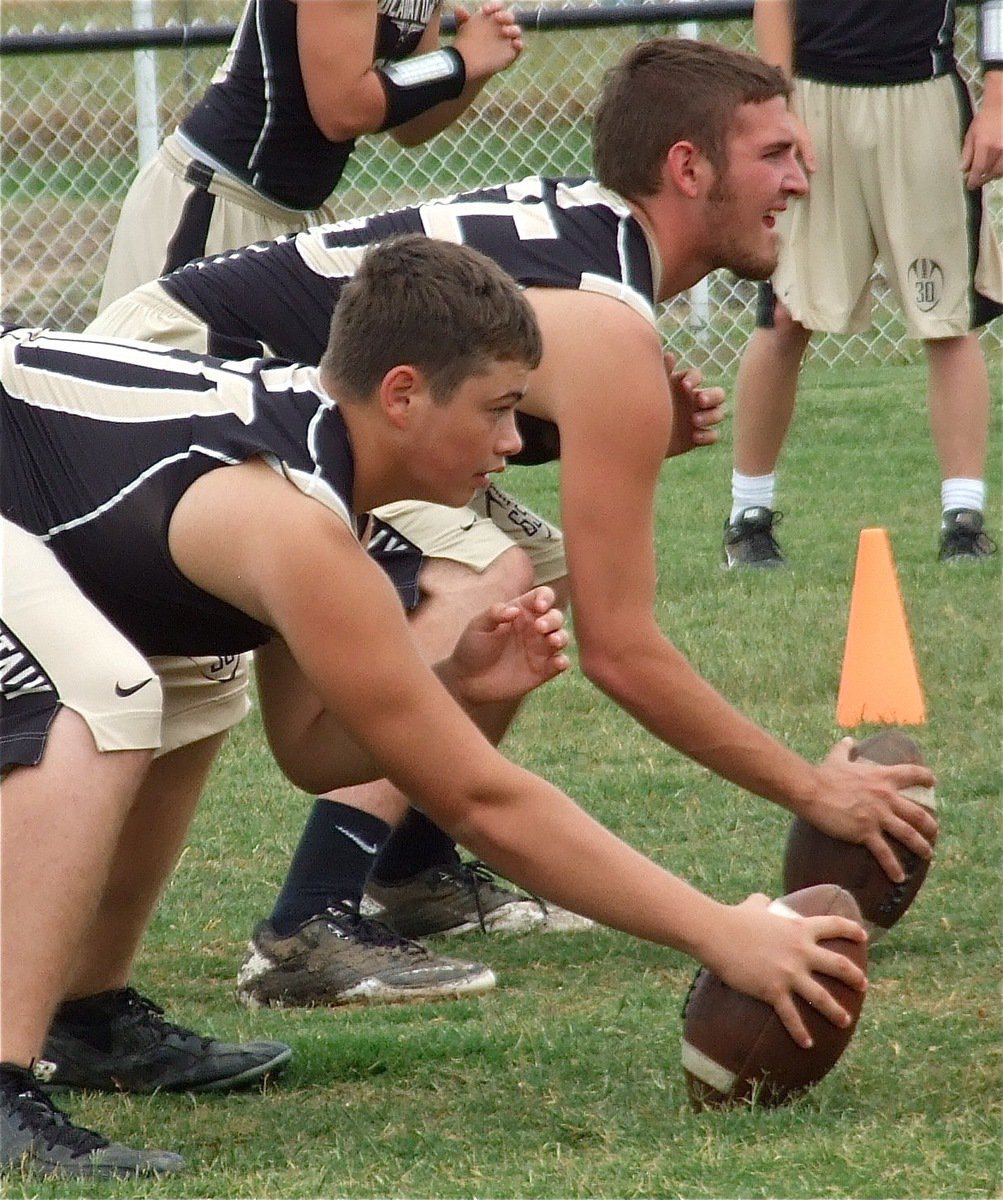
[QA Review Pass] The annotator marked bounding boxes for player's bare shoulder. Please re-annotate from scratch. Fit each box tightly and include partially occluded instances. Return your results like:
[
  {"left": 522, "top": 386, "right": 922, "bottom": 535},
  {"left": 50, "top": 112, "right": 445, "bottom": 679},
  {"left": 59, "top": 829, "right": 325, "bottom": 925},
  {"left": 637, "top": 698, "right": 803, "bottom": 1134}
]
[{"left": 521, "top": 285, "right": 666, "bottom": 426}]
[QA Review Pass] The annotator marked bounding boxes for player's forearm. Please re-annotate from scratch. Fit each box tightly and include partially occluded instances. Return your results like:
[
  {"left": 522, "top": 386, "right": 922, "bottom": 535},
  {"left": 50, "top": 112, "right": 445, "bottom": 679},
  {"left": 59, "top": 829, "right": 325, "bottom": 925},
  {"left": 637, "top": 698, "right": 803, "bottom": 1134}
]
[
  {"left": 444, "top": 766, "right": 733, "bottom": 957},
  {"left": 390, "top": 82, "right": 485, "bottom": 146}
]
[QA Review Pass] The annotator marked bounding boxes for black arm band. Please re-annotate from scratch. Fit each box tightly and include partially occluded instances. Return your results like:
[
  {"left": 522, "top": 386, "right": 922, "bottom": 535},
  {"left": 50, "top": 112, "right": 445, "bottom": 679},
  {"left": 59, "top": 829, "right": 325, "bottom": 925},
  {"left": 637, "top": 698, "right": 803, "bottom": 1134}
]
[
  {"left": 376, "top": 47, "right": 466, "bottom": 130},
  {"left": 979, "top": 0, "right": 1003, "bottom": 70}
]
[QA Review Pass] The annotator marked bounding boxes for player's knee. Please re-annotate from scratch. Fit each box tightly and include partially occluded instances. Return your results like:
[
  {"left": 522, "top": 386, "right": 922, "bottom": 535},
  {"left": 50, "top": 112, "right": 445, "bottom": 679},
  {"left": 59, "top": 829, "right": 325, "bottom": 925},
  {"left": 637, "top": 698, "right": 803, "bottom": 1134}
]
[{"left": 481, "top": 545, "right": 536, "bottom": 600}]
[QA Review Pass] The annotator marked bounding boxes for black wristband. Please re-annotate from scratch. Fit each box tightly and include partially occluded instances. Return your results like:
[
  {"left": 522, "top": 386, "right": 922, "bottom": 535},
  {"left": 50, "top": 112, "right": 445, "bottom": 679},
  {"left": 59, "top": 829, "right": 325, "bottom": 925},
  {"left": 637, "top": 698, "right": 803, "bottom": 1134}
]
[{"left": 376, "top": 47, "right": 466, "bottom": 130}]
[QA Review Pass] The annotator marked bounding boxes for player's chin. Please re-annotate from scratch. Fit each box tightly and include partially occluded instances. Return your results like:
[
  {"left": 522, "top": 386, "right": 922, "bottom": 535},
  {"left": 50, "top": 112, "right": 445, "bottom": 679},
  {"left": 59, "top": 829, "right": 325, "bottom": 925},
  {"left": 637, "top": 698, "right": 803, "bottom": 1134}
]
[
  {"left": 728, "top": 235, "right": 779, "bottom": 282},
  {"left": 429, "top": 481, "right": 479, "bottom": 507},
  {"left": 740, "top": 249, "right": 779, "bottom": 282}
]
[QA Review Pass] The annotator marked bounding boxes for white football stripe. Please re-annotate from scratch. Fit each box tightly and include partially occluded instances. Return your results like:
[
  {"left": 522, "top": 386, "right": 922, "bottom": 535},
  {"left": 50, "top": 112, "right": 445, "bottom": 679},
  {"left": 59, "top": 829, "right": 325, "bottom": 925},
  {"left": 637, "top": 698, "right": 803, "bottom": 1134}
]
[
  {"left": 680, "top": 1040, "right": 736, "bottom": 1095},
  {"left": 899, "top": 784, "right": 936, "bottom": 811}
]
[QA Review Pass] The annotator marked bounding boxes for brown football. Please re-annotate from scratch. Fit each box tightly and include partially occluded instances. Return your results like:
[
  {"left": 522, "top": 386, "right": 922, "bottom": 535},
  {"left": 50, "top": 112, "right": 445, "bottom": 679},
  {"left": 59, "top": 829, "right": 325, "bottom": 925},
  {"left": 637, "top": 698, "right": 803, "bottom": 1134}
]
[
  {"left": 783, "top": 731, "right": 937, "bottom": 941},
  {"left": 681, "top": 883, "right": 867, "bottom": 1111}
]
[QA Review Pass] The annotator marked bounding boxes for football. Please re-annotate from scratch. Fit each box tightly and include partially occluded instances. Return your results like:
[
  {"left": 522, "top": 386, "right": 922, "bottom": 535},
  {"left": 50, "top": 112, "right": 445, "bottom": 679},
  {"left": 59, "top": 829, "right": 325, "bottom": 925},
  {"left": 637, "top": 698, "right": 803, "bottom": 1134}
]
[
  {"left": 681, "top": 883, "right": 867, "bottom": 1111},
  {"left": 783, "top": 730, "right": 937, "bottom": 941}
]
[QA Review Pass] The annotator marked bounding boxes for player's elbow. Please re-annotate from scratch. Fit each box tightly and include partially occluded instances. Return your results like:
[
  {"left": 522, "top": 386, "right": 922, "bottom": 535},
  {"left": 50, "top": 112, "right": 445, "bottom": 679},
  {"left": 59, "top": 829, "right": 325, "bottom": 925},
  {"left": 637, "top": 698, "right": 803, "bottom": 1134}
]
[
  {"left": 426, "top": 765, "right": 533, "bottom": 860},
  {"left": 577, "top": 640, "right": 637, "bottom": 707},
  {"left": 306, "top": 86, "right": 385, "bottom": 143}
]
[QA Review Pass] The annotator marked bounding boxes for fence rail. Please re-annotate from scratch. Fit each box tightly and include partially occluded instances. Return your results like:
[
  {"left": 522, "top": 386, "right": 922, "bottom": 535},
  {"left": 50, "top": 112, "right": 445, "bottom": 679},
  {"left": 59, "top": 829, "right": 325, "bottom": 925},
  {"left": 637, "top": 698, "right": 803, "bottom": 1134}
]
[{"left": 1, "top": 0, "right": 997, "bottom": 374}]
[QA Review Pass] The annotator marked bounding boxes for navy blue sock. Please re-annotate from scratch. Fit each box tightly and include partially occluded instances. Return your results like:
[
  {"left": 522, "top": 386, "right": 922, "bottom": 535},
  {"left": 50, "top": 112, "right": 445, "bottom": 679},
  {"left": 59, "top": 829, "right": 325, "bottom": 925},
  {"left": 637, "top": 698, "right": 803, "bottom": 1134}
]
[
  {"left": 270, "top": 800, "right": 392, "bottom": 936},
  {"left": 370, "top": 807, "right": 461, "bottom": 884}
]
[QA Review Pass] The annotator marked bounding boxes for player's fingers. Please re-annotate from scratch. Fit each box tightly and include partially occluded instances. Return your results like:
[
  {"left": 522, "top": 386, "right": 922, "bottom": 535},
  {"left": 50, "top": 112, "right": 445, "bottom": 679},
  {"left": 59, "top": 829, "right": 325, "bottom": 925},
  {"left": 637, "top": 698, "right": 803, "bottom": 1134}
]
[
  {"left": 865, "top": 832, "right": 906, "bottom": 884},
  {"left": 888, "top": 762, "right": 936, "bottom": 792},
  {"left": 772, "top": 995, "right": 813, "bottom": 1049},
  {"left": 694, "top": 385, "right": 725, "bottom": 408},
  {"left": 524, "top": 584, "right": 557, "bottom": 613},
  {"left": 808, "top": 946, "right": 867, "bottom": 999},
  {"left": 810, "top": 914, "right": 868, "bottom": 951},
  {"left": 796, "top": 975, "right": 854, "bottom": 1031},
  {"left": 540, "top": 654, "right": 570, "bottom": 680},
  {"left": 532, "top": 610, "right": 566, "bottom": 637},
  {"left": 882, "top": 812, "right": 935, "bottom": 863},
  {"left": 671, "top": 367, "right": 703, "bottom": 393}
]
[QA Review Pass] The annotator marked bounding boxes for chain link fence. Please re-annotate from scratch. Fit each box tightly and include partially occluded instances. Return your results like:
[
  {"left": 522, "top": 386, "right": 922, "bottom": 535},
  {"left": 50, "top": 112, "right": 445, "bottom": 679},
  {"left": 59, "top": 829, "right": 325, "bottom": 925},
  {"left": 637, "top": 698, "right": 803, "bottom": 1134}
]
[{"left": 2, "top": 1, "right": 999, "bottom": 373}]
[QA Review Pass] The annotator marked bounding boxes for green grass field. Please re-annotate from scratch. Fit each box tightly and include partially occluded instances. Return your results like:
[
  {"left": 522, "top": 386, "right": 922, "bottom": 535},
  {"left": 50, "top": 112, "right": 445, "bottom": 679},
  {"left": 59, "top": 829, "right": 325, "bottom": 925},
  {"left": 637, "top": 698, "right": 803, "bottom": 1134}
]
[{"left": 5, "top": 356, "right": 1000, "bottom": 1199}]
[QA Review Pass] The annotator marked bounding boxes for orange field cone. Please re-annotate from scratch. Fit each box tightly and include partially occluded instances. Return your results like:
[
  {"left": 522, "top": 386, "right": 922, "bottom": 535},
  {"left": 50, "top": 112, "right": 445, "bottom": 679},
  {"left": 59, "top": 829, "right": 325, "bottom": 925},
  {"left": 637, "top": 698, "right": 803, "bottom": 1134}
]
[{"left": 836, "top": 528, "right": 926, "bottom": 727}]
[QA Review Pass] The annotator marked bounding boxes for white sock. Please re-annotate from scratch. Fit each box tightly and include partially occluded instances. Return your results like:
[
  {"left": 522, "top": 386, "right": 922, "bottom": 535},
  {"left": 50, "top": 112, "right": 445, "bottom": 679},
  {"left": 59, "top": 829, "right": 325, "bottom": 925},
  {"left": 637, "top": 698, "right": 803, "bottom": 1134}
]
[
  {"left": 941, "top": 478, "right": 985, "bottom": 517},
  {"left": 730, "top": 471, "right": 777, "bottom": 524}
]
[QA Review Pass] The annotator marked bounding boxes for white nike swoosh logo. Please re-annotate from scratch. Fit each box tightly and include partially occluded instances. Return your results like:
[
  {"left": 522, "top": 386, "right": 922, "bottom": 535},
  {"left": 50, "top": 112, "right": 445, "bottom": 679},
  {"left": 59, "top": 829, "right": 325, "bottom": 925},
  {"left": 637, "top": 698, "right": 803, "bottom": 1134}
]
[{"left": 335, "top": 825, "right": 380, "bottom": 856}]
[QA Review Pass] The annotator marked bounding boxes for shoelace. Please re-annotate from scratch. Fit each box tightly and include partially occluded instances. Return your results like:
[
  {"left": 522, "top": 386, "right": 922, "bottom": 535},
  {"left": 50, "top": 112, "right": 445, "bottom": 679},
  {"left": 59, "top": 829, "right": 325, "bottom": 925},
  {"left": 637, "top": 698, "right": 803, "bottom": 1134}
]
[
  {"left": 451, "top": 860, "right": 549, "bottom": 932},
  {"left": 111, "top": 988, "right": 215, "bottom": 1052},
  {"left": 323, "top": 901, "right": 426, "bottom": 955},
  {"left": 8, "top": 1082, "right": 108, "bottom": 1157}
]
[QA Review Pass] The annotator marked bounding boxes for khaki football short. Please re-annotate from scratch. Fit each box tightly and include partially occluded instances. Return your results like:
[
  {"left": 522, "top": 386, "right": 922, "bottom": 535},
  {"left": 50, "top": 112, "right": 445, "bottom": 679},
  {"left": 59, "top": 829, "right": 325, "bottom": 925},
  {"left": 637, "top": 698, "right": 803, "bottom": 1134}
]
[
  {"left": 99, "top": 132, "right": 338, "bottom": 312},
  {"left": 1, "top": 519, "right": 163, "bottom": 764},
  {"left": 772, "top": 74, "right": 1003, "bottom": 337},
  {"left": 1, "top": 520, "right": 251, "bottom": 765},
  {"left": 375, "top": 485, "right": 567, "bottom": 587}
]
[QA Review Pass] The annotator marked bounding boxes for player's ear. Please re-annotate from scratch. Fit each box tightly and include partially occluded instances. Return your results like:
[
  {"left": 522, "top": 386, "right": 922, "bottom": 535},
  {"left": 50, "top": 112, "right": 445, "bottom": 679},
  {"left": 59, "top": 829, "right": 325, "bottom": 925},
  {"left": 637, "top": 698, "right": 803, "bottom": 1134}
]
[
  {"left": 664, "top": 140, "right": 712, "bottom": 199},
  {"left": 378, "top": 364, "right": 424, "bottom": 428}
]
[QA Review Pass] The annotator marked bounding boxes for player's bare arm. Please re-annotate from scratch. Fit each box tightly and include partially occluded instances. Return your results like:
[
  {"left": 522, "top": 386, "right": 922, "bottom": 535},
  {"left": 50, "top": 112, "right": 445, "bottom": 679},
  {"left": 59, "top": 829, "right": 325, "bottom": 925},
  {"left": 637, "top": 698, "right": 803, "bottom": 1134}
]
[
  {"left": 752, "top": 0, "right": 816, "bottom": 171},
  {"left": 161, "top": 445, "right": 865, "bottom": 1039},
  {"left": 524, "top": 289, "right": 936, "bottom": 879},
  {"left": 253, "top": 582, "right": 570, "bottom": 793},
  {"left": 167, "top": 458, "right": 567, "bottom": 789},
  {"left": 962, "top": 69, "right": 1003, "bottom": 187},
  {"left": 294, "top": 1, "right": 392, "bottom": 143},
  {"left": 392, "top": 3, "right": 524, "bottom": 147}
]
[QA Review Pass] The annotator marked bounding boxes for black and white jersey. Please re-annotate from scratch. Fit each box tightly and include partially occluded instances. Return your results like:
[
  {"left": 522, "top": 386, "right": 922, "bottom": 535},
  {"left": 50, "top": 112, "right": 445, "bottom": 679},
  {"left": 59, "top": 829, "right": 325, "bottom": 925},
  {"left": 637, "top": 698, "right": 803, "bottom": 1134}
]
[
  {"left": 180, "top": 0, "right": 438, "bottom": 209},
  {"left": 159, "top": 175, "right": 660, "bottom": 461},
  {"left": 1, "top": 326, "right": 357, "bottom": 657},
  {"left": 794, "top": 0, "right": 957, "bottom": 84}
]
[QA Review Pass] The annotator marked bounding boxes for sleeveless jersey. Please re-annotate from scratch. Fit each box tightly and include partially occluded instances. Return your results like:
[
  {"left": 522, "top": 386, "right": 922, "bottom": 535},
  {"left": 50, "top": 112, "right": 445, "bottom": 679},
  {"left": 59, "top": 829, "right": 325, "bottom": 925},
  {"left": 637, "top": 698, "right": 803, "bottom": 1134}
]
[
  {"left": 180, "top": 0, "right": 438, "bottom": 209},
  {"left": 159, "top": 175, "right": 660, "bottom": 462},
  {"left": 794, "top": 0, "right": 957, "bottom": 85},
  {"left": 1, "top": 326, "right": 357, "bottom": 657}
]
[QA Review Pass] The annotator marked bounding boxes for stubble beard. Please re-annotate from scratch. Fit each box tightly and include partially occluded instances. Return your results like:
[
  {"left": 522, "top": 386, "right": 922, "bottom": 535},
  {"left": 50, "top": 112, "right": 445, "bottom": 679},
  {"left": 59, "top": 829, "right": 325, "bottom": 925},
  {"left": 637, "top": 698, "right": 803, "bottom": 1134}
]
[{"left": 706, "top": 185, "right": 779, "bottom": 282}]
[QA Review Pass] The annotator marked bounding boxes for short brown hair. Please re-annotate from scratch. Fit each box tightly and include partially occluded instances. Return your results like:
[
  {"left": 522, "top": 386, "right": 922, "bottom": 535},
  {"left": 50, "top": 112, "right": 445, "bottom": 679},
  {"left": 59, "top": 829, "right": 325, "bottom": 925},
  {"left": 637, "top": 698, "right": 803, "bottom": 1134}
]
[
  {"left": 321, "top": 235, "right": 542, "bottom": 404},
  {"left": 592, "top": 37, "right": 790, "bottom": 199}
]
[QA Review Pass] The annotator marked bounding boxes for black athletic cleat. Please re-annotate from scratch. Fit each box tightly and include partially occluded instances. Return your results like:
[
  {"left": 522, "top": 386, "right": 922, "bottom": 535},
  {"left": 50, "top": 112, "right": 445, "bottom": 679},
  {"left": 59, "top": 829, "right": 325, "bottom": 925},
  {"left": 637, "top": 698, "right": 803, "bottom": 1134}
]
[
  {"left": 36, "top": 988, "right": 291, "bottom": 1093},
  {"left": 0, "top": 1062, "right": 185, "bottom": 1178},
  {"left": 722, "top": 506, "right": 785, "bottom": 568},
  {"left": 364, "top": 860, "right": 595, "bottom": 938},
  {"left": 938, "top": 509, "right": 997, "bottom": 562},
  {"left": 236, "top": 899, "right": 497, "bottom": 1007}
]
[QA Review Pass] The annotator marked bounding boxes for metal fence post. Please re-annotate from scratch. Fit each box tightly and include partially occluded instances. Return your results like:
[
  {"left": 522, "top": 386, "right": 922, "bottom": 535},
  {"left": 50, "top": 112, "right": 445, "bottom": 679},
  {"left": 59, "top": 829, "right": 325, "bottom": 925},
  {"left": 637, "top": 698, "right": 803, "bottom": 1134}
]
[{"left": 132, "top": 0, "right": 161, "bottom": 168}]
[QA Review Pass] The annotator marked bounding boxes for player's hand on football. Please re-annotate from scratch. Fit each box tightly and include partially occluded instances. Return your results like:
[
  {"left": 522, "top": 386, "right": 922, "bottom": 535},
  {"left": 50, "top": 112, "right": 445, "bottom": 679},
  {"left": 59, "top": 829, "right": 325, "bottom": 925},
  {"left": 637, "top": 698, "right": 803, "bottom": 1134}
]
[
  {"left": 446, "top": 585, "right": 570, "bottom": 706},
  {"left": 711, "top": 894, "right": 867, "bottom": 1049},
  {"left": 662, "top": 353, "right": 726, "bottom": 456},
  {"left": 453, "top": 3, "right": 524, "bottom": 80},
  {"left": 807, "top": 738, "right": 938, "bottom": 882}
]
